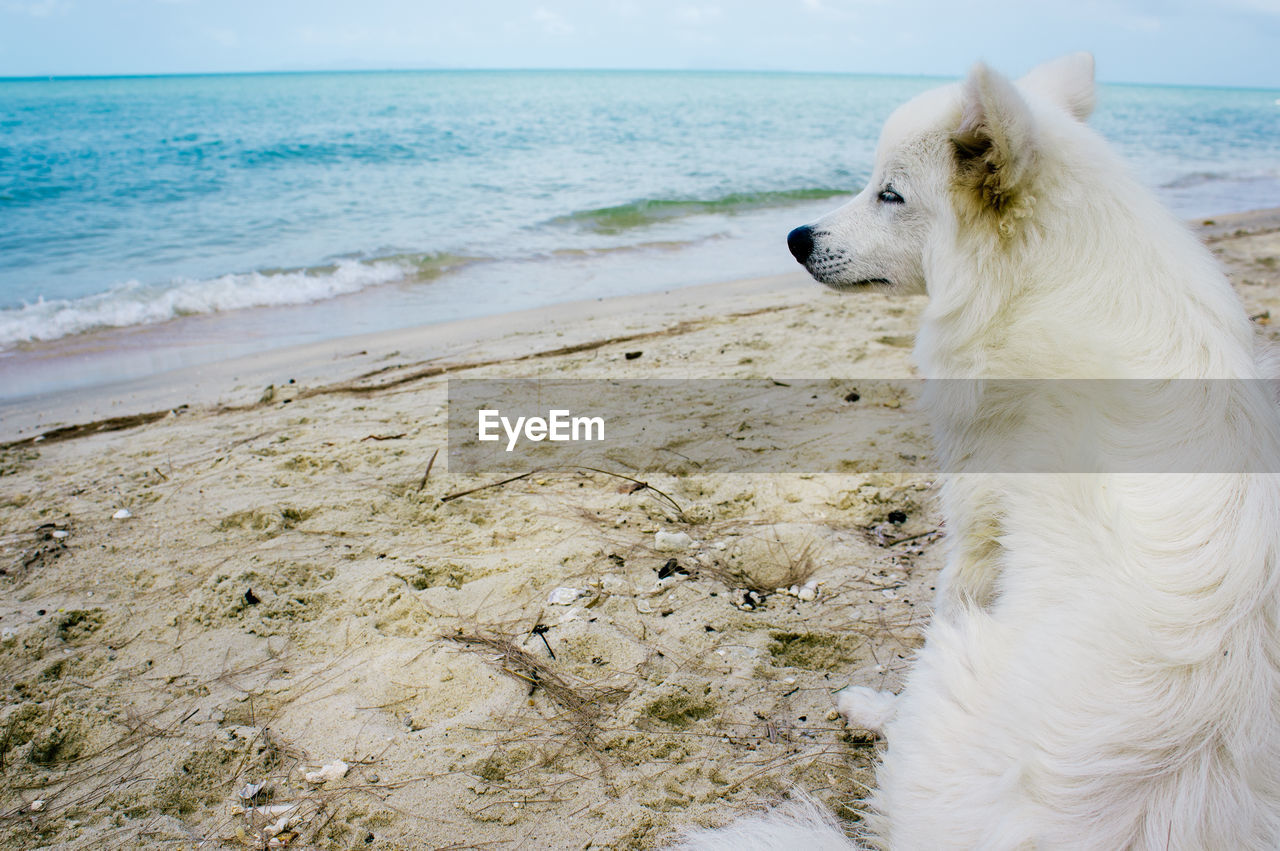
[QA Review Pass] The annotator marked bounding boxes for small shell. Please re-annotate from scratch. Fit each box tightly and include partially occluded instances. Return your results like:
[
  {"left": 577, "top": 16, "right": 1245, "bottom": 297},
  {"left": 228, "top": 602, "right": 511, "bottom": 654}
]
[
  {"left": 112, "top": 508, "right": 132, "bottom": 520},
  {"left": 546, "top": 587, "right": 583, "bottom": 605},
  {"left": 600, "top": 575, "right": 630, "bottom": 595}
]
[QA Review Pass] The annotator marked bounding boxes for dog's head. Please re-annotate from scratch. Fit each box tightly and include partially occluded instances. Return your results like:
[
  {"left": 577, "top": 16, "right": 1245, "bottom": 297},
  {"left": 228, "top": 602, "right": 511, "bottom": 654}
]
[{"left": 787, "top": 53, "right": 1096, "bottom": 295}]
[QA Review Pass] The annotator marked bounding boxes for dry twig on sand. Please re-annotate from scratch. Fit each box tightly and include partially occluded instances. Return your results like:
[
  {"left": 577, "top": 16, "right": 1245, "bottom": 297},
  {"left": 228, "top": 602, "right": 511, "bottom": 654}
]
[
  {"left": 443, "top": 631, "right": 628, "bottom": 746},
  {"left": 441, "top": 465, "right": 684, "bottom": 518}
]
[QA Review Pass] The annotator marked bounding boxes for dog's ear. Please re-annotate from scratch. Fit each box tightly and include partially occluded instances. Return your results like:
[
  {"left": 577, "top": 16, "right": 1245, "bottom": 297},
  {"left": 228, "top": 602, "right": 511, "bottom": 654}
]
[
  {"left": 1018, "top": 52, "right": 1095, "bottom": 121},
  {"left": 951, "top": 62, "right": 1036, "bottom": 230}
]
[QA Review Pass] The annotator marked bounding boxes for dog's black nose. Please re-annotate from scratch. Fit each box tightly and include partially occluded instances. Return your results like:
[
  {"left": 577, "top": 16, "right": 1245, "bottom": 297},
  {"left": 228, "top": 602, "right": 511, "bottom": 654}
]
[{"left": 787, "top": 225, "right": 814, "bottom": 264}]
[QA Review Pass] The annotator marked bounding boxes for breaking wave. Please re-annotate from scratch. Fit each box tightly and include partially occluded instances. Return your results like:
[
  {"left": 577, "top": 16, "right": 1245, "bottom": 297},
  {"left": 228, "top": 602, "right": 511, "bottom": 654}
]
[
  {"left": 550, "top": 187, "right": 851, "bottom": 233},
  {"left": 0, "top": 255, "right": 468, "bottom": 346}
]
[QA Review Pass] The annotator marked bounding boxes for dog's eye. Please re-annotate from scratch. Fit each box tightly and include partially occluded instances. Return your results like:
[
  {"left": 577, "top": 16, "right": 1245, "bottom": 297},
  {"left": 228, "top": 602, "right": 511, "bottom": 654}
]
[{"left": 878, "top": 187, "right": 905, "bottom": 204}]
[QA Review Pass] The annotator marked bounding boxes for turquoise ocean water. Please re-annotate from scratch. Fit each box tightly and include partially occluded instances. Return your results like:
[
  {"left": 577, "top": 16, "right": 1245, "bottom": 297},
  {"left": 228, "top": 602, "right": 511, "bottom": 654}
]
[{"left": 1, "top": 70, "right": 1278, "bottom": 395}]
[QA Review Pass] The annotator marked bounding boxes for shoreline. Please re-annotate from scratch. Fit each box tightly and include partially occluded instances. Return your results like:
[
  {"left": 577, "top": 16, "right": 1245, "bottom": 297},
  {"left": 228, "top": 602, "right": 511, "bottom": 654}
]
[
  {"left": 4, "top": 206, "right": 1279, "bottom": 445},
  {"left": 0, "top": 196, "right": 831, "bottom": 413},
  {"left": 0, "top": 271, "right": 814, "bottom": 443}
]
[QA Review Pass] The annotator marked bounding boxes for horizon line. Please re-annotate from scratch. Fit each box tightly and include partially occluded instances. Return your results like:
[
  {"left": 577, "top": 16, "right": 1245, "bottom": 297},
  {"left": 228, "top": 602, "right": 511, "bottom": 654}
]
[{"left": 1, "top": 65, "right": 1276, "bottom": 92}]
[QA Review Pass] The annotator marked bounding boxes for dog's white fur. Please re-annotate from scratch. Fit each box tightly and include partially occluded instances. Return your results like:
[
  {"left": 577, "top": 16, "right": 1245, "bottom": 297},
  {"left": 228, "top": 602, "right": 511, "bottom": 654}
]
[{"left": 679, "top": 54, "right": 1280, "bottom": 850}]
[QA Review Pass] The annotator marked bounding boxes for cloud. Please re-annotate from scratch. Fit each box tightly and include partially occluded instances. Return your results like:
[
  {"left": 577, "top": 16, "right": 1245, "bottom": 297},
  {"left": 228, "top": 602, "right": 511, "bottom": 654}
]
[
  {"left": 800, "top": 0, "right": 880, "bottom": 13},
  {"left": 1219, "top": 0, "right": 1280, "bottom": 13},
  {"left": 608, "top": 0, "right": 640, "bottom": 16},
  {"left": 533, "top": 7, "right": 573, "bottom": 36},
  {"left": 675, "top": 4, "right": 722, "bottom": 25},
  {"left": 206, "top": 27, "right": 238, "bottom": 48},
  {"left": 797, "top": 0, "right": 871, "bottom": 22},
  {"left": 3, "top": 0, "right": 68, "bottom": 17},
  {"left": 1124, "top": 14, "right": 1163, "bottom": 31}
]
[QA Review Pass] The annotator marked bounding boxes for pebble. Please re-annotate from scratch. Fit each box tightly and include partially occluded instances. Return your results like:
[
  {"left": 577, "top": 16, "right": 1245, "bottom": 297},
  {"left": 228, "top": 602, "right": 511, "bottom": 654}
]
[
  {"left": 51, "top": 530, "right": 69, "bottom": 540},
  {"left": 304, "top": 759, "right": 350, "bottom": 784},
  {"left": 654, "top": 530, "right": 694, "bottom": 552},
  {"left": 657, "top": 558, "right": 688, "bottom": 580},
  {"left": 30, "top": 799, "right": 44, "bottom": 812},
  {"left": 112, "top": 508, "right": 132, "bottom": 520}
]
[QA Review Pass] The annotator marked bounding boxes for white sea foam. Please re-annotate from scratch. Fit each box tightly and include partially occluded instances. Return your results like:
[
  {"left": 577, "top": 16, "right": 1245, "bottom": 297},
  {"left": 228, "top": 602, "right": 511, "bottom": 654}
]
[{"left": 0, "top": 259, "right": 409, "bottom": 346}]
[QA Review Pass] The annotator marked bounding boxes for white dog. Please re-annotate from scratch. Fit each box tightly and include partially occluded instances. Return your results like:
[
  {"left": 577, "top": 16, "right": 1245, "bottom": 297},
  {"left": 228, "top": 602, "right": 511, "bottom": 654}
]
[{"left": 681, "top": 54, "right": 1280, "bottom": 850}]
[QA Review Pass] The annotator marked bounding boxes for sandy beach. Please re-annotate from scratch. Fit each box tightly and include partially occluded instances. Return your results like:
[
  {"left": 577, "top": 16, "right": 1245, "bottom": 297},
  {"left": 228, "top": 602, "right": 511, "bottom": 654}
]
[{"left": 1, "top": 209, "right": 1278, "bottom": 849}]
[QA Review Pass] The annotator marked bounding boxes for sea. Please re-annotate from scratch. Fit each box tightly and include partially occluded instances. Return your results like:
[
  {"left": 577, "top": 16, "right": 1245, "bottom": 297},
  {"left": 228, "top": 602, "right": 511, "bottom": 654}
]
[{"left": 2, "top": 70, "right": 1279, "bottom": 399}]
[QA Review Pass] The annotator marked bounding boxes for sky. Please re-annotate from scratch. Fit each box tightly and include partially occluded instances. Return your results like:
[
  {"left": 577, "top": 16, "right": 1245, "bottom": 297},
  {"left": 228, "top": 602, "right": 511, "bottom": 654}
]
[{"left": 1, "top": 0, "right": 1278, "bottom": 87}]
